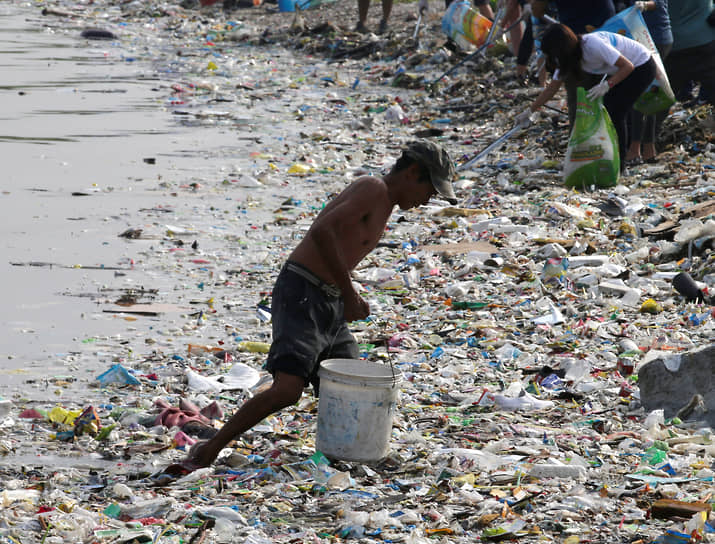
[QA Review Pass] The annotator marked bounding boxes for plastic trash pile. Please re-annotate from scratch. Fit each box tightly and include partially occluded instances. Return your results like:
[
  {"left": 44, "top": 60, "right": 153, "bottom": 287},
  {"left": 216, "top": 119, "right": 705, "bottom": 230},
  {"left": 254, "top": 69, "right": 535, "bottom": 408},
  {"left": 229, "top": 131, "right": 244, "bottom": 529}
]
[{"left": 1, "top": 0, "right": 713, "bottom": 542}]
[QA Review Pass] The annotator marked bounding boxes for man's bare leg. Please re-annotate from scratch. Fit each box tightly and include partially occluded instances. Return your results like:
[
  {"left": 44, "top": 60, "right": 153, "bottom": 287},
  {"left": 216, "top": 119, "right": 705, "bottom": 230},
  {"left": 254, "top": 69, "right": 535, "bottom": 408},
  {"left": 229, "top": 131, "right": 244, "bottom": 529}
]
[{"left": 187, "top": 372, "right": 305, "bottom": 468}]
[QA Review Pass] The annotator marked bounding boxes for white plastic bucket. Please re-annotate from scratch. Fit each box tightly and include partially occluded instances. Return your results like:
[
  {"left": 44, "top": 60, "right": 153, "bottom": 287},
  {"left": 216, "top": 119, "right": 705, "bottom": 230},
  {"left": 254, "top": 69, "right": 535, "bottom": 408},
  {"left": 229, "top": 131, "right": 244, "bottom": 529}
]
[{"left": 316, "top": 359, "right": 402, "bottom": 463}]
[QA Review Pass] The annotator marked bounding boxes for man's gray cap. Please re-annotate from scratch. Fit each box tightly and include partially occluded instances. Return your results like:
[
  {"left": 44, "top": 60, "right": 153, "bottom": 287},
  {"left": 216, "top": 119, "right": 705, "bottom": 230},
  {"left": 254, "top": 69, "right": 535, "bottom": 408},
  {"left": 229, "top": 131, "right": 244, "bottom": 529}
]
[{"left": 403, "top": 140, "right": 458, "bottom": 204}]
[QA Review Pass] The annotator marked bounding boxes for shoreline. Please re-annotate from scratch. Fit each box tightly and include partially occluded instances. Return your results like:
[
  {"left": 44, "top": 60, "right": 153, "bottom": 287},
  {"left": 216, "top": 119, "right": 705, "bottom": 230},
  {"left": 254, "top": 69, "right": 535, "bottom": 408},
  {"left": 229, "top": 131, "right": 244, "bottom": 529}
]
[{"left": 1, "top": 1, "right": 714, "bottom": 542}]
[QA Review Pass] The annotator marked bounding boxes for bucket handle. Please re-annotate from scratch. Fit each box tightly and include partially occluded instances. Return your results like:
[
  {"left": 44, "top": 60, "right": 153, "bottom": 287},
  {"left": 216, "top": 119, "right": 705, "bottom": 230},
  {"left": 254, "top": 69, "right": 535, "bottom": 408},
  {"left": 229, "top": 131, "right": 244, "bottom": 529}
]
[{"left": 383, "top": 329, "right": 398, "bottom": 389}]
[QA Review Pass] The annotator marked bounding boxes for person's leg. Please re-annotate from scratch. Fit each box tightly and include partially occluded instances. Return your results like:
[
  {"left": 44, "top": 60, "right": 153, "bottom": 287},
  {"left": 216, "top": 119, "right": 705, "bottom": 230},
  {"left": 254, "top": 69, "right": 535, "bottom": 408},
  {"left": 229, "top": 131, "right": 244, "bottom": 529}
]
[
  {"left": 516, "top": 17, "right": 533, "bottom": 77},
  {"left": 185, "top": 266, "right": 345, "bottom": 469},
  {"left": 642, "top": 43, "right": 673, "bottom": 161},
  {"left": 664, "top": 49, "right": 691, "bottom": 104},
  {"left": 607, "top": 105, "right": 629, "bottom": 168},
  {"left": 627, "top": 110, "right": 645, "bottom": 162},
  {"left": 694, "top": 40, "right": 715, "bottom": 106},
  {"left": 188, "top": 371, "right": 305, "bottom": 467},
  {"left": 356, "top": 0, "right": 370, "bottom": 32},
  {"left": 508, "top": 8, "right": 523, "bottom": 55},
  {"left": 565, "top": 77, "right": 578, "bottom": 129},
  {"left": 312, "top": 321, "right": 359, "bottom": 396},
  {"left": 379, "top": 0, "right": 393, "bottom": 33},
  {"left": 640, "top": 114, "right": 657, "bottom": 161},
  {"left": 604, "top": 59, "right": 657, "bottom": 169},
  {"left": 667, "top": 41, "right": 714, "bottom": 105}
]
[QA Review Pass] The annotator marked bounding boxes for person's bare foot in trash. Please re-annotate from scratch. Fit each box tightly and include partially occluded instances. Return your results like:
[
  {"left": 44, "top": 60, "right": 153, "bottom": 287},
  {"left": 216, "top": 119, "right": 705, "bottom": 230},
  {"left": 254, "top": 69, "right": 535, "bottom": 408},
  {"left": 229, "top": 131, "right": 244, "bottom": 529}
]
[{"left": 160, "top": 440, "right": 212, "bottom": 479}]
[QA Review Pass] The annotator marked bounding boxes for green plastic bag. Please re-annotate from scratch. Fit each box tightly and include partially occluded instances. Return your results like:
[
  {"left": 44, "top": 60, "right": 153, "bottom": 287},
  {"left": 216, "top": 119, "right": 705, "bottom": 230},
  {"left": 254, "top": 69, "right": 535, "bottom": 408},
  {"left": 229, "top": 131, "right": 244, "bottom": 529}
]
[
  {"left": 564, "top": 87, "right": 620, "bottom": 189},
  {"left": 598, "top": 6, "right": 675, "bottom": 115}
]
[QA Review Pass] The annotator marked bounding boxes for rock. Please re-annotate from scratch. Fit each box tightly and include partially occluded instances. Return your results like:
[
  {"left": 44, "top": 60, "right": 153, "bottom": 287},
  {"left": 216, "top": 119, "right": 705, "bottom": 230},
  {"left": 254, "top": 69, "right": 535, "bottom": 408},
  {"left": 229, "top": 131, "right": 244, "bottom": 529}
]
[{"left": 638, "top": 344, "right": 715, "bottom": 426}]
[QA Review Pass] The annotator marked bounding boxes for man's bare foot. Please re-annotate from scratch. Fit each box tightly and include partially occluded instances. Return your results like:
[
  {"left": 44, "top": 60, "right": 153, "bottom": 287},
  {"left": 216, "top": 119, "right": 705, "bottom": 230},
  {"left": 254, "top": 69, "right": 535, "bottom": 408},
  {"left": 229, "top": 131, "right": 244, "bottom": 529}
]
[
  {"left": 185, "top": 439, "right": 219, "bottom": 468},
  {"left": 162, "top": 458, "right": 206, "bottom": 477}
]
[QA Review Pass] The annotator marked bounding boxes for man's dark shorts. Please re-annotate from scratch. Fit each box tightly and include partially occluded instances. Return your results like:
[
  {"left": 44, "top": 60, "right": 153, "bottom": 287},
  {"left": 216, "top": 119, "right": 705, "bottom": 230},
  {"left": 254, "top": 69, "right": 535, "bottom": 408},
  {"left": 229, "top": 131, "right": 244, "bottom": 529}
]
[{"left": 264, "top": 261, "right": 359, "bottom": 392}]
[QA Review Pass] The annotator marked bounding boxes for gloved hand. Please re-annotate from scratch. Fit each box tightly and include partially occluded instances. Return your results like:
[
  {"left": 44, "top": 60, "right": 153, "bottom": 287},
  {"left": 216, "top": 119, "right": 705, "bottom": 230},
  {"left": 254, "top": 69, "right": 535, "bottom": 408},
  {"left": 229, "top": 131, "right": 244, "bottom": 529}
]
[
  {"left": 634, "top": 1, "right": 649, "bottom": 11},
  {"left": 515, "top": 108, "right": 532, "bottom": 128},
  {"left": 587, "top": 80, "right": 610, "bottom": 99},
  {"left": 521, "top": 2, "right": 532, "bottom": 18},
  {"left": 418, "top": 0, "right": 428, "bottom": 13}
]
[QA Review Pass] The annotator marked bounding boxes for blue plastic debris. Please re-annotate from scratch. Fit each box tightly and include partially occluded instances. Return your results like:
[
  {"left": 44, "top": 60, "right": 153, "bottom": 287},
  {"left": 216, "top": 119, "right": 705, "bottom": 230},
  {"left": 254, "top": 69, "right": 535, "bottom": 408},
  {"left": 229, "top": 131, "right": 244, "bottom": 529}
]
[{"left": 97, "top": 364, "right": 141, "bottom": 386}]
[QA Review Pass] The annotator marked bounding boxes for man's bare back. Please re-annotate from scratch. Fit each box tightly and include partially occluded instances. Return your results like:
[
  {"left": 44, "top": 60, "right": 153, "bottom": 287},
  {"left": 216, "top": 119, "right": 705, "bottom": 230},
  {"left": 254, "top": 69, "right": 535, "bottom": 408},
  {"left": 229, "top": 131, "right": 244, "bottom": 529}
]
[
  {"left": 159, "top": 141, "right": 456, "bottom": 476},
  {"left": 290, "top": 175, "right": 394, "bottom": 286}
]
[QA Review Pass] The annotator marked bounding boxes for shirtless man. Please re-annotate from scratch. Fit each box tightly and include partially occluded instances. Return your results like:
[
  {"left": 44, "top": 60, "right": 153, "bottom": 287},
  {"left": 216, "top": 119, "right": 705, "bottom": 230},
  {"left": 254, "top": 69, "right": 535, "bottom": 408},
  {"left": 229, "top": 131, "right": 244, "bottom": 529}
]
[{"left": 170, "top": 141, "right": 457, "bottom": 473}]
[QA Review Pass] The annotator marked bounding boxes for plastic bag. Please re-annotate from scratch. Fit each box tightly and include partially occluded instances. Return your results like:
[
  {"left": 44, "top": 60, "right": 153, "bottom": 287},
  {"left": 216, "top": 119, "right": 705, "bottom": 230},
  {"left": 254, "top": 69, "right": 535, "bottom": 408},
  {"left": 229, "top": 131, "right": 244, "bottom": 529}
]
[
  {"left": 442, "top": 1, "right": 493, "bottom": 48},
  {"left": 563, "top": 87, "right": 620, "bottom": 189},
  {"left": 597, "top": 6, "right": 675, "bottom": 115}
]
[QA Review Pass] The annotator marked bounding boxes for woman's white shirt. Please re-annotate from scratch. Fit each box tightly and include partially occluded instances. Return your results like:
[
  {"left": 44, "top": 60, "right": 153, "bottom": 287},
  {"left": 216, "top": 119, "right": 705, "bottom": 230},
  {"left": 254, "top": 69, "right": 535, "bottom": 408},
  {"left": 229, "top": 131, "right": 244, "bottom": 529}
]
[{"left": 553, "top": 31, "right": 651, "bottom": 80}]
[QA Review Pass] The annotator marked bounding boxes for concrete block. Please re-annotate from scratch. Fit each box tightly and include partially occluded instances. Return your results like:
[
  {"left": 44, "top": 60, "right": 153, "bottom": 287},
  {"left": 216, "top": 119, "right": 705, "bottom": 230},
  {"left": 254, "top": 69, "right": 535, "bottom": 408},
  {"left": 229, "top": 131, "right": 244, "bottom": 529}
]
[{"left": 638, "top": 344, "right": 715, "bottom": 427}]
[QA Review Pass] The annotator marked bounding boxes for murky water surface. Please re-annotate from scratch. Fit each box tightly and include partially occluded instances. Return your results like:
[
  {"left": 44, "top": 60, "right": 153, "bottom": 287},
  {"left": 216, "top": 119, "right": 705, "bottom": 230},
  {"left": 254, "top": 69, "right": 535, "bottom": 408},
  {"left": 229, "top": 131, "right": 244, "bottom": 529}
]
[{"left": 0, "top": 2, "right": 308, "bottom": 383}]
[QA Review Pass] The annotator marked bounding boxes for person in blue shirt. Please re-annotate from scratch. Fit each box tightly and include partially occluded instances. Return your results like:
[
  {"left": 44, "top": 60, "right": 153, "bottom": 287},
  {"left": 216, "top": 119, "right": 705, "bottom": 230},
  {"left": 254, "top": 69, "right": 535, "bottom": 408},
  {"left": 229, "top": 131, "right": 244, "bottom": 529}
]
[{"left": 665, "top": 0, "right": 715, "bottom": 110}]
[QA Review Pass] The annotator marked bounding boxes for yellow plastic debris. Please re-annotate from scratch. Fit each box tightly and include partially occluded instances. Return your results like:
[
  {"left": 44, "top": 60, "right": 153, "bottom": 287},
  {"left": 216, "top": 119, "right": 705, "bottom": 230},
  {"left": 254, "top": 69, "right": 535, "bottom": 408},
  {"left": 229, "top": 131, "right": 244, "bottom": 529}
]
[
  {"left": 287, "top": 163, "right": 312, "bottom": 175},
  {"left": 640, "top": 298, "right": 663, "bottom": 314},
  {"left": 48, "top": 406, "right": 81, "bottom": 426}
]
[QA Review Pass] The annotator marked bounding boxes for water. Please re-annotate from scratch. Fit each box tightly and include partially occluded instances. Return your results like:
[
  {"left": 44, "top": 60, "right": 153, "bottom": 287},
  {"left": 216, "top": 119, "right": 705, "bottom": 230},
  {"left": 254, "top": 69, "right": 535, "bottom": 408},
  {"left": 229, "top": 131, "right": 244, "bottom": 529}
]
[
  {"left": 0, "top": 3, "right": 270, "bottom": 373},
  {"left": 0, "top": 1, "right": 375, "bottom": 402}
]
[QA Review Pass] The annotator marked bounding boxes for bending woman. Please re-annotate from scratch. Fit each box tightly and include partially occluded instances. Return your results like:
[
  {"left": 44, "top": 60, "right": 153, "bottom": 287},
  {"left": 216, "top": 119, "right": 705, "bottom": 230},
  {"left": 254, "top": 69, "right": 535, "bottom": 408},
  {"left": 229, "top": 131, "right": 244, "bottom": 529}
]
[{"left": 515, "top": 23, "right": 656, "bottom": 170}]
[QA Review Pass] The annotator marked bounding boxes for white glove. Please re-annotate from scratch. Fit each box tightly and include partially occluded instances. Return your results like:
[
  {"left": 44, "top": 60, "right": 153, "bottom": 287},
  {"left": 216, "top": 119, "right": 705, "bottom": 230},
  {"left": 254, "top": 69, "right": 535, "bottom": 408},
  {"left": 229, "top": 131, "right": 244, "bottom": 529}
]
[
  {"left": 634, "top": 1, "right": 649, "bottom": 11},
  {"left": 587, "top": 80, "right": 610, "bottom": 99},
  {"left": 521, "top": 2, "right": 532, "bottom": 18},
  {"left": 515, "top": 108, "right": 532, "bottom": 128},
  {"left": 418, "top": 0, "right": 428, "bottom": 13}
]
